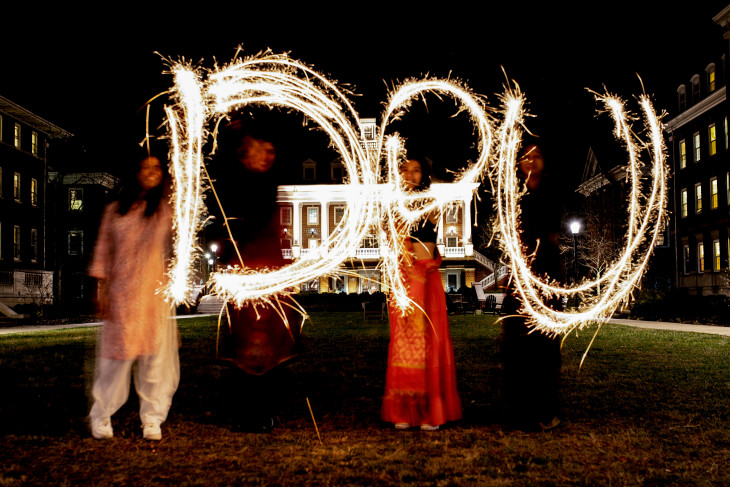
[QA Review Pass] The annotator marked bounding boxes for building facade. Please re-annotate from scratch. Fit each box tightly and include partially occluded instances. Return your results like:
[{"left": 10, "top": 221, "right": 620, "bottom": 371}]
[
  {"left": 47, "top": 172, "right": 118, "bottom": 311},
  {"left": 0, "top": 96, "right": 71, "bottom": 306},
  {"left": 272, "top": 119, "right": 498, "bottom": 295},
  {"left": 664, "top": 5, "right": 730, "bottom": 296}
]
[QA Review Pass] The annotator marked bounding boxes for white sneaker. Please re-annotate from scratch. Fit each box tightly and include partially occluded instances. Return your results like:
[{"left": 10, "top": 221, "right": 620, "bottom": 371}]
[
  {"left": 395, "top": 423, "right": 410, "bottom": 430},
  {"left": 91, "top": 418, "right": 113, "bottom": 439},
  {"left": 142, "top": 423, "right": 162, "bottom": 441},
  {"left": 420, "top": 424, "right": 439, "bottom": 431}
]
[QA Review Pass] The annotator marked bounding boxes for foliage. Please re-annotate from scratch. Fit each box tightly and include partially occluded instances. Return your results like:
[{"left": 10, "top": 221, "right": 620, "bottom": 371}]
[{"left": 631, "top": 290, "right": 730, "bottom": 325}]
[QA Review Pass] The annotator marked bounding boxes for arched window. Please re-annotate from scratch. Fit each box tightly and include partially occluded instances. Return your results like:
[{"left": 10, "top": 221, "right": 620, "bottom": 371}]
[
  {"left": 706, "top": 63, "right": 716, "bottom": 93},
  {"left": 691, "top": 74, "right": 701, "bottom": 102},
  {"left": 677, "top": 84, "right": 687, "bottom": 111}
]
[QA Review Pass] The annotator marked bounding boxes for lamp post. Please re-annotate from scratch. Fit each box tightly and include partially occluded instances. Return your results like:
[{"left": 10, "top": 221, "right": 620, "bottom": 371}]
[
  {"left": 208, "top": 243, "right": 218, "bottom": 274},
  {"left": 569, "top": 220, "right": 581, "bottom": 284}
]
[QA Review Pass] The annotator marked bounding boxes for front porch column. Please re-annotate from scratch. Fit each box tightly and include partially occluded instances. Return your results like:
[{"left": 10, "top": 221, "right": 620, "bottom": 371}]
[
  {"left": 293, "top": 201, "right": 302, "bottom": 258},
  {"left": 320, "top": 201, "right": 329, "bottom": 257}
]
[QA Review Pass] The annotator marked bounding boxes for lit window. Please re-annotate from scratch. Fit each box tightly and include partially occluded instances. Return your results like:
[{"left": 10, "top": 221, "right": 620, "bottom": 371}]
[
  {"left": 694, "top": 132, "right": 701, "bottom": 162},
  {"left": 13, "top": 173, "right": 20, "bottom": 202},
  {"left": 681, "top": 188, "right": 688, "bottom": 218},
  {"left": 31, "top": 178, "right": 38, "bottom": 207},
  {"left": 307, "top": 206, "right": 319, "bottom": 225},
  {"left": 655, "top": 219, "right": 667, "bottom": 246},
  {"left": 446, "top": 236, "right": 458, "bottom": 247},
  {"left": 68, "top": 188, "right": 83, "bottom": 211},
  {"left": 280, "top": 207, "right": 292, "bottom": 226},
  {"left": 695, "top": 183, "right": 702, "bottom": 214},
  {"left": 13, "top": 225, "right": 20, "bottom": 261},
  {"left": 698, "top": 241, "right": 705, "bottom": 273},
  {"left": 711, "top": 178, "right": 718, "bottom": 209},
  {"left": 30, "top": 229, "right": 38, "bottom": 262},
  {"left": 708, "top": 66, "right": 716, "bottom": 92},
  {"left": 334, "top": 206, "right": 345, "bottom": 225},
  {"left": 709, "top": 124, "right": 717, "bottom": 156},
  {"left": 31, "top": 131, "right": 38, "bottom": 156},
  {"left": 679, "top": 139, "right": 687, "bottom": 169},
  {"left": 714, "top": 240, "right": 721, "bottom": 271},
  {"left": 362, "top": 234, "right": 378, "bottom": 248},
  {"left": 68, "top": 230, "right": 84, "bottom": 255},
  {"left": 445, "top": 206, "right": 459, "bottom": 224},
  {"left": 14, "top": 123, "right": 21, "bottom": 149}
]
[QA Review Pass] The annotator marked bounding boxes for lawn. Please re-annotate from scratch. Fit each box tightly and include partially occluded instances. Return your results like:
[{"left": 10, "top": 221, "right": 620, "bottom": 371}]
[{"left": 0, "top": 312, "right": 729, "bottom": 486}]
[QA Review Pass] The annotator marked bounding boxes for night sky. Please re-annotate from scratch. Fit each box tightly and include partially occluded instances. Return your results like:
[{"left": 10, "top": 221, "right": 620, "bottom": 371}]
[{"left": 1, "top": 2, "right": 727, "bottom": 193}]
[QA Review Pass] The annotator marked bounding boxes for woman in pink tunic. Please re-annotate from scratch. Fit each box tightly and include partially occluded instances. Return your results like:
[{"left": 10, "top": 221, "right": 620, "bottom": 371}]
[{"left": 88, "top": 154, "right": 178, "bottom": 441}]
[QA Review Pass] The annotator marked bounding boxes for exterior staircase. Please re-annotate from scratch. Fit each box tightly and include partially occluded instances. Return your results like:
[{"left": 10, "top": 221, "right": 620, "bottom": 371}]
[{"left": 196, "top": 294, "right": 226, "bottom": 315}]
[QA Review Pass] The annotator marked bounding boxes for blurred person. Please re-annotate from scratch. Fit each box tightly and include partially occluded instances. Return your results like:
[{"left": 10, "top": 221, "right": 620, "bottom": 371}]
[
  {"left": 207, "top": 120, "right": 302, "bottom": 432},
  {"left": 381, "top": 157, "right": 462, "bottom": 431},
  {"left": 88, "top": 151, "right": 178, "bottom": 441},
  {"left": 499, "top": 143, "right": 564, "bottom": 432}
]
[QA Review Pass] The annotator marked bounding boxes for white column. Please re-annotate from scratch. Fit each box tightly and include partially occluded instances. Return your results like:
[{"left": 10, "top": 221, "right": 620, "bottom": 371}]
[
  {"left": 320, "top": 201, "right": 329, "bottom": 257},
  {"left": 437, "top": 211, "right": 445, "bottom": 256},
  {"left": 293, "top": 201, "right": 302, "bottom": 258},
  {"left": 463, "top": 198, "right": 473, "bottom": 256}
]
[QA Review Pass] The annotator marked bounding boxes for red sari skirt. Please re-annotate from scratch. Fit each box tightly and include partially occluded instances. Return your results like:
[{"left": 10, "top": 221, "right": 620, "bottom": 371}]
[{"left": 382, "top": 256, "right": 462, "bottom": 427}]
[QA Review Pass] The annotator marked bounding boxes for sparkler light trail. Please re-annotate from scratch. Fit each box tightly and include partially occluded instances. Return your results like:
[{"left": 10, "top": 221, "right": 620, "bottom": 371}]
[
  {"left": 492, "top": 90, "right": 668, "bottom": 335},
  {"left": 161, "top": 50, "right": 668, "bottom": 336}
]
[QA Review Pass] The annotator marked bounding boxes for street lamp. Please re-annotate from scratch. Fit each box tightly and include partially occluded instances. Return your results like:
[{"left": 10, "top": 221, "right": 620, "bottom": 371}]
[
  {"left": 570, "top": 220, "right": 581, "bottom": 283},
  {"left": 208, "top": 243, "right": 218, "bottom": 273}
]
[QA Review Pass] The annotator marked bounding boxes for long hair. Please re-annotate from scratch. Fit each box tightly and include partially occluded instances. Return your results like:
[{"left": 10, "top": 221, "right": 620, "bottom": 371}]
[{"left": 116, "top": 149, "right": 169, "bottom": 218}]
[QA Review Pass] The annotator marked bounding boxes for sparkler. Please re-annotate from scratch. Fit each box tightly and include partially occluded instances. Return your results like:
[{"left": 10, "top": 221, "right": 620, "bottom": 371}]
[{"left": 161, "top": 50, "right": 668, "bottom": 336}]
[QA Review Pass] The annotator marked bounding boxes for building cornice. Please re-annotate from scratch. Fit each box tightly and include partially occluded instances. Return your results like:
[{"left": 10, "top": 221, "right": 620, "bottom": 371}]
[
  {"left": 277, "top": 182, "right": 480, "bottom": 203},
  {"left": 713, "top": 5, "right": 730, "bottom": 27},
  {"left": 0, "top": 95, "right": 72, "bottom": 139},
  {"left": 664, "top": 86, "right": 726, "bottom": 132}
]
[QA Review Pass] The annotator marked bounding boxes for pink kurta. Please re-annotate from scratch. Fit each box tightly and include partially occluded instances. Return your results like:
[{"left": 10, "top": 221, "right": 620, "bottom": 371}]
[{"left": 89, "top": 201, "right": 171, "bottom": 360}]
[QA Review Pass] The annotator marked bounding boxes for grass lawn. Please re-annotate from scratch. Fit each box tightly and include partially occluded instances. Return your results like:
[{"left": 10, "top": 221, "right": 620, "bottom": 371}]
[{"left": 1, "top": 312, "right": 729, "bottom": 486}]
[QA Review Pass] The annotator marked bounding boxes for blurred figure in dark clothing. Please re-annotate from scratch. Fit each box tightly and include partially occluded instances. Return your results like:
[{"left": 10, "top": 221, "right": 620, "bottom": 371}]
[
  {"left": 500, "top": 143, "right": 564, "bottom": 432},
  {"left": 207, "top": 115, "right": 302, "bottom": 432}
]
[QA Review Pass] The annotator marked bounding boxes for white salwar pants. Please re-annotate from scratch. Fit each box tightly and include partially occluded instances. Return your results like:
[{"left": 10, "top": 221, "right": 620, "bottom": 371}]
[{"left": 89, "top": 313, "right": 180, "bottom": 426}]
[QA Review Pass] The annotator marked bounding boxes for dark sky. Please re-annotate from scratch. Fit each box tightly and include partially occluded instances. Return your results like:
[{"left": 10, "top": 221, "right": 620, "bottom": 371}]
[{"left": 1, "top": 1, "right": 728, "bottom": 190}]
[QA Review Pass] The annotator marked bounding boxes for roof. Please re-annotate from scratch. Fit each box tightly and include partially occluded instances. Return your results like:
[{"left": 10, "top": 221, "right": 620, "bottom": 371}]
[{"left": 0, "top": 95, "right": 72, "bottom": 139}]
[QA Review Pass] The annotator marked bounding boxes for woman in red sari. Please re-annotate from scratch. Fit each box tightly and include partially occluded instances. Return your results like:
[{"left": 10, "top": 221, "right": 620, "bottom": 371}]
[{"left": 382, "top": 158, "right": 462, "bottom": 431}]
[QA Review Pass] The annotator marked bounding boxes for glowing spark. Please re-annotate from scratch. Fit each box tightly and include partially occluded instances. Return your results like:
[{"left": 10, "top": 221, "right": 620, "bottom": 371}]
[{"left": 161, "top": 50, "right": 668, "bottom": 336}]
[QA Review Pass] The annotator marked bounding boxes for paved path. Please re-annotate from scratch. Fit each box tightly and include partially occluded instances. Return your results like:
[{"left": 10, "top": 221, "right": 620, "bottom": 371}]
[
  {"left": 1, "top": 315, "right": 728, "bottom": 336},
  {"left": 0, "top": 315, "right": 213, "bottom": 336},
  {"left": 608, "top": 318, "right": 730, "bottom": 336}
]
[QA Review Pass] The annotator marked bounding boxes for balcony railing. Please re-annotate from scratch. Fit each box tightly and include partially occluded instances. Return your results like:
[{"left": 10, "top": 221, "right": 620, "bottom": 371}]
[
  {"left": 443, "top": 247, "right": 466, "bottom": 258},
  {"left": 355, "top": 248, "right": 380, "bottom": 259}
]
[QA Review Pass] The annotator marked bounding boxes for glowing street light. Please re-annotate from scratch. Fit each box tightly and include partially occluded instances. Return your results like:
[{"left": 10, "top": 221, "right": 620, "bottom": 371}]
[{"left": 569, "top": 220, "right": 582, "bottom": 284}]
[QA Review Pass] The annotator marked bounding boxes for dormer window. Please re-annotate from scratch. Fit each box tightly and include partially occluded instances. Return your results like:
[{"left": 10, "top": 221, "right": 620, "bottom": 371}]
[
  {"left": 707, "top": 63, "right": 716, "bottom": 93},
  {"left": 330, "top": 160, "right": 345, "bottom": 182},
  {"left": 677, "top": 84, "right": 687, "bottom": 111},
  {"left": 302, "top": 159, "right": 316, "bottom": 181},
  {"left": 691, "top": 74, "right": 701, "bottom": 102}
]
